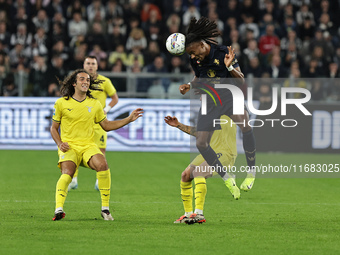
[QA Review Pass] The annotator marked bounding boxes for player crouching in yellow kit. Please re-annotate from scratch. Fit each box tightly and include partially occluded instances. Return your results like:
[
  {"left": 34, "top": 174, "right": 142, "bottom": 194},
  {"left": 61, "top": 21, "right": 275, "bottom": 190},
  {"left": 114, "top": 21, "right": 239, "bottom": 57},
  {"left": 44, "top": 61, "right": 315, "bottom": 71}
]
[
  {"left": 68, "top": 56, "right": 119, "bottom": 191},
  {"left": 50, "top": 69, "right": 143, "bottom": 221},
  {"left": 164, "top": 115, "right": 240, "bottom": 224}
]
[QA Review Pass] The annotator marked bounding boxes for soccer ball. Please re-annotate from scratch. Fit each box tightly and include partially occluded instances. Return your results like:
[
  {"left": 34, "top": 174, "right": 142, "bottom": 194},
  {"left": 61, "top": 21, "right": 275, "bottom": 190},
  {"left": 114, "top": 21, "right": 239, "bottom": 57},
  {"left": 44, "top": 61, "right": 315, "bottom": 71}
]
[{"left": 166, "top": 33, "right": 186, "bottom": 56}]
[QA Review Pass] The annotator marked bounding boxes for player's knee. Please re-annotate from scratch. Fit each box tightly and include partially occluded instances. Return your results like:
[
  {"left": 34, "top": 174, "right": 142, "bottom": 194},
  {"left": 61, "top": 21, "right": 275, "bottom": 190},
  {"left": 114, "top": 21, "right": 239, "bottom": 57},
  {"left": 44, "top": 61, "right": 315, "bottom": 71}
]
[
  {"left": 181, "top": 168, "right": 191, "bottom": 182},
  {"left": 95, "top": 161, "right": 109, "bottom": 171}
]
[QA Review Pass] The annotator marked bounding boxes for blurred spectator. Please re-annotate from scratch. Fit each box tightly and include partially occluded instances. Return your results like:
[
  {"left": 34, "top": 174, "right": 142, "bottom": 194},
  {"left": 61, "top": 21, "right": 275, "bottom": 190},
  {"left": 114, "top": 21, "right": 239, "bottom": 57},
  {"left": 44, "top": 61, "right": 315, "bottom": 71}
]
[
  {"left": 298, "top": 16, "right": 315, "bottom": 42},
  {"left": 259, "top": 24, "right": 280, "bottom": 55},
  {"left": 51, "top": 22, "right": 68, "bottom": 46},
  {"left": 111, "top": 58, "right": 127, "bottom": 92},
  {"left": 12, "top": 6, "right": 31, "bottom": 34},
  {"left": 223, "top": 0, "right": 241, "bottom": 24},
  {"left": 142, "top": 8, "right": 161, "bottom": 32},
  {"left": 164, "top": 0, "right": 184, "bottom": 22},
  {"left": 125, "top": 28, "right": 147, "bottom": 51},
  {"left": 239, "top": 14, "right": 259, "bottom": 42},
  {"left": 140, "top": 1, "right": 162, "bottom": 23},
  {"left": 283, "top": 66, "right": 308, "bottom": 98},
  {"left": 30, "top": 0, "right": 51, "bottom": 16},
  {"left": 138, "top": 55, "right": 168, "bottom": 92},
  {"left": 267, "top": 54, "right": 287, "bottom": 78},
  {"left": 14, "top": 63, "right": 29, "bottom": 95},
  {"left": 51, "top": 40, "right": 69, "bottom": 62},
  {"left": 29, "top": 55, "right": 48, "bottom": 96},
  {"left": 124, "top": 0, "right": 140, "bottom": 21},
  {"left": 169, "top": 56, "right": 190, "bottom": 82},
  {"left": 1, "top": 73, "right": 18, "bottom": 97},
  {"left": 243, "top": 39, "right": 261, "bottom": 68},
  {"left": 126, "top": 46, "right": 144, "bottom": 67},
  {"left": 143, "top": 40, "right": 163, "bottom": 66},
  {"left": 258, "top": 13, "right": 274, "bottom": 37},
  {"left": 66, "top": 0, "right": 86, "bottom": 19},
  {"left": 8, "top": 43, "right": 25, "bottom": 68},
  {"left": 108, "top": 44, "right": 128, "bottom": 67},
  {"left": 106, "top": 0, "right": 124, "bottom": 20},
  {"left": 0, "top": 21, "right": 10, "bottom": 47},
  {"left": 46, "top": 82, "right": 61, "bottom": 97},
  {"left": 68, "top": 12, "right": 87, "bottom": 42},
  {"left": 282, "top": 42, "right": 303, "bottom": 69},
  {"left": 89, "top": 44, "right": 107, "bottom": 63},
  {"left": 253, "top": 81, "right": 272, "bottom": 104},
  {"left": 32, "top": 9, "right": 50, "bottom": 33},
  {"left": 260, "top": 0, "right": 279, "bottom": 23},
  {"left": 10, "top": 23, "right": 32, "bottom": 49},
  {"left": 47, "top": 55, "right": 67, "bottom": 82},
  {"left": 166, "top": 13, "right": 181, "bottom": 34},
  {"left": 87, "top": 22, "right": 108, "bottom": 52},
  {"left": 303, "top": 58, "right": 325, "bottom": 78},
  {"left": 46, "top": 0, "right": 64, "bottom": 18},
  {"left": 88, "top": 10, "right": 107, "bottom": 35},
  {"left": 280, "top": 29, "right": 302, "bottom": 51},
  {"left": 296, "top": 4, "right": 314, "bottom": 26},
  {"left": 245, "top": 57, "right": 263, "bottom": 78},
  {"left": 182, "top": 5, "right": 200, "bottom": 28},
  {"left": 277, "top": 15, "right": 297, "bottom": 39},
  {"left": 108, "top": 15, "right": 127, "bottom": 36},
  {"left": 87, "top": 0, "right": 106, "bottom": 22},
  {"left": 328, "top": 62, "right": 340, "bottom": 78},
  {"left": 68, "top": 43, "right": 87, "bottom": 69},
  {"left": 240, "top": 0, "right": 258, "bottom": 23},
  {"left": 98, "top": 58, "right": 110, "bottom": 71},
  {"left": 107, "top": 25, "right": 126, "bottom": 52}
]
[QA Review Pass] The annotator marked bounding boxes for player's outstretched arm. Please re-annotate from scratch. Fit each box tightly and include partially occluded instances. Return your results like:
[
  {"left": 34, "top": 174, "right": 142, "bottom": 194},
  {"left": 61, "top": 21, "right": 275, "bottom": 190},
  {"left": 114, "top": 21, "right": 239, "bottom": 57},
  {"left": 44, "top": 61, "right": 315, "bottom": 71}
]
[
  {"left": 100, "top": 108, "right": 143, "bottom": 131},
  {"left": 224, "top": 46, "right": 245, "bottom": 85},
  {"left": 164, "top": 116, "right": 197, "bottom": 137},
  {"left": 179, "top": 76, "right": 198, "bottom": 95},
  {"left": 50, "top": 121, "right": 69, "bottom": 152}
]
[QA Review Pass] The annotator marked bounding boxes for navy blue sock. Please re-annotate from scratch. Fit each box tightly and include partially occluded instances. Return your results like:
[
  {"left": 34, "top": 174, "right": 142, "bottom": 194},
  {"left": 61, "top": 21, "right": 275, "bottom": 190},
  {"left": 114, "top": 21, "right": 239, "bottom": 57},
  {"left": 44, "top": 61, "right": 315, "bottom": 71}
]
[
  {"left": 243, "top": 129, "right": 256, "bottom": 169},
  {"left": 198, "top": 145, "right": 225, "bottom": 178}
]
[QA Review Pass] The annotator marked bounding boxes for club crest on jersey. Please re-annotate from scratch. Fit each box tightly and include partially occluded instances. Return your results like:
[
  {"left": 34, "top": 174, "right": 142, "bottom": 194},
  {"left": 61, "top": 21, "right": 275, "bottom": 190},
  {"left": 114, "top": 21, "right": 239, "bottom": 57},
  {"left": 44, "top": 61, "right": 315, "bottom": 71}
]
[
  {"left": 86, "top": 106, "right": 93, "bottom": 112},
  {"left": 214, "top": 59, "right": 220, "bottom": 65},
  {"left": 207, "top": 69, "right": 216, "bottom": 77}
]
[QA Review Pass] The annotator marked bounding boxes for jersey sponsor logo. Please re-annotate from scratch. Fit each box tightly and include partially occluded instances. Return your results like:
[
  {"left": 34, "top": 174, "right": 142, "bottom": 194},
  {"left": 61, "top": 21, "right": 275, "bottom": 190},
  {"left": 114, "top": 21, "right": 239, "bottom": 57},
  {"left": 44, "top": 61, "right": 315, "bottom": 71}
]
[
  {"left": 86, "top": 106, "right": 93, "bottom": 112},
  {"left": 207, "top": 69, "right": 216, "bottom": 78}
]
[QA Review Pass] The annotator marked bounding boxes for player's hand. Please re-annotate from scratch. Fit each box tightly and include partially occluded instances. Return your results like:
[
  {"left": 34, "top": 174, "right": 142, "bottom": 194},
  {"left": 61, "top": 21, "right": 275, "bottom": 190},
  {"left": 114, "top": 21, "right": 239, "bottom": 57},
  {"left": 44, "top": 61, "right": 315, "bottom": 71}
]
[
  {"left": 129, "top": 108, "right": 144, "bottom": 122},
  {"left": 164, "top": 116, "right": 179, "bottom": 127},
  {"left": 179, "top": 84, "right": 190, "bottom": 95},
  {"left": 224, "top": 46, "right": 235, "bottom": 69},
  {"left": 58, "top": 142, "right": 70, "bottom": 152}
]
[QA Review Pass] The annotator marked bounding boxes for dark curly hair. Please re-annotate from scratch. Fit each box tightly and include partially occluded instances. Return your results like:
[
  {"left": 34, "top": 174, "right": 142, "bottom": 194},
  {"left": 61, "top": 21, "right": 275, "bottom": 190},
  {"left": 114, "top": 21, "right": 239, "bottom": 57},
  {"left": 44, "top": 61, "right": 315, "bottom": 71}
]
[
  {"left": 185, "top": 17, "right": 221, "bottom": 47},
  {"left": 58, "top": 69, "right": 102, "bottom": 99}
]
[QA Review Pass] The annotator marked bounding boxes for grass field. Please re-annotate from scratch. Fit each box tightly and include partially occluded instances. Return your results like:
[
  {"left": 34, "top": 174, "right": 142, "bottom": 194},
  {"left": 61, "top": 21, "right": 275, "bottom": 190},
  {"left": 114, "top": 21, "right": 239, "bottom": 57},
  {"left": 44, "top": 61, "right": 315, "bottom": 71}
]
[{"left": 1, "top": 150, "right": 340, "bottom": 255}]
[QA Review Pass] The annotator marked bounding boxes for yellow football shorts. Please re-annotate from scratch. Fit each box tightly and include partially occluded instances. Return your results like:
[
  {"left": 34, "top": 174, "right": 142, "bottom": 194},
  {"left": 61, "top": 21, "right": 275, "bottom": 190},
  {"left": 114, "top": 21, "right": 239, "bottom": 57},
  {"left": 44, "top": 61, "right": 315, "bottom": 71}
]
[
  {"left": 93, "top": 123, "right": 107, "bottom": 149},
  {"left": 58, "top": 142, "right": 103, "bottom": 169},
  {"left": 191, "top": 149, "right": 236, "bottom": 177}
]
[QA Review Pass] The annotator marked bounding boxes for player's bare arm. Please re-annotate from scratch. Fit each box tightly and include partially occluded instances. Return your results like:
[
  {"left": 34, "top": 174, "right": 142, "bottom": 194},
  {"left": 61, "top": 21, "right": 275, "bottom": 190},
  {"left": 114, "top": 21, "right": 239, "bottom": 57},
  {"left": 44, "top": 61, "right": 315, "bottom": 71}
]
[
  {"left": 104, "top": 93, "right": 119, "bottom": 114},
  {"left": 50, "top": 121, "right": 70, "bottom": 152},
  {"left": 225, "top": 46, "right": 245, "bottom": 84},
  {"left": 100, "top": 108, "right": 143, "bottom": 131},
  {"left": 164, "top": 116, "right": 197, "bottom": 136}
]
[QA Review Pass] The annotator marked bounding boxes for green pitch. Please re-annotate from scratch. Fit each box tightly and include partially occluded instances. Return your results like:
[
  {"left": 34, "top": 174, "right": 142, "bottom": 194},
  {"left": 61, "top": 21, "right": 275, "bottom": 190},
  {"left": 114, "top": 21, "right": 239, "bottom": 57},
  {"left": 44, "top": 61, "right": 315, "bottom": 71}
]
[{"left": 0, "top": 150, "right": 340, "bottom": 255}]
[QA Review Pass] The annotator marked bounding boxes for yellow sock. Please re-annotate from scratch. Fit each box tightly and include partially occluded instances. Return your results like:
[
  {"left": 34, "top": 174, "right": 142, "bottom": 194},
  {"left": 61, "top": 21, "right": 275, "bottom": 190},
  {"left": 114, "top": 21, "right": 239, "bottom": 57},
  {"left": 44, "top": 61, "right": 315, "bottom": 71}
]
[
  {"left": 180, "top": 181, "right": 193, "bottom": 213},
  {"left": 55, "top": 174, "right": 72, "bottom": 209},
  {"left": 73, "top": 168, "right": 79, "bottom": 178},
  {"left": 97, "top": 169, "right": 111, "bottom": 208},
  {"left": 194, "top": 177, "right": 207, "bottom": 212}
]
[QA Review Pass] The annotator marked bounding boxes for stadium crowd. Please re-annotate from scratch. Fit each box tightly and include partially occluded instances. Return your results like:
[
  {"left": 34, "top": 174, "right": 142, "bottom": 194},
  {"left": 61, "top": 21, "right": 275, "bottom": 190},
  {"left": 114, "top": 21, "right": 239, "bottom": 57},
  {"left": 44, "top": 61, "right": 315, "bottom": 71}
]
[{"left": 0, "top": 0, "right": 340, "bottom": 100}]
